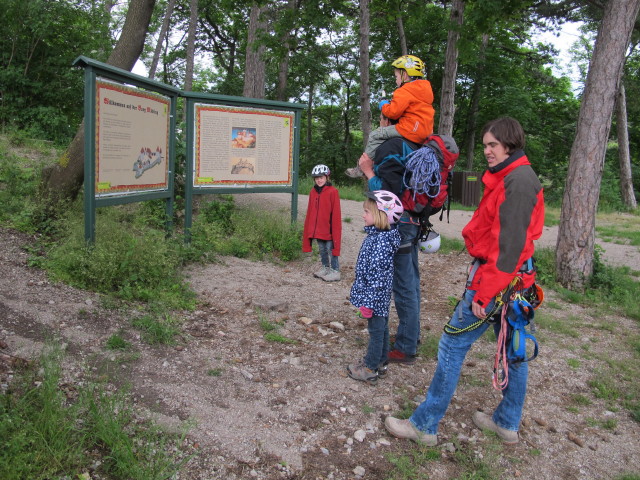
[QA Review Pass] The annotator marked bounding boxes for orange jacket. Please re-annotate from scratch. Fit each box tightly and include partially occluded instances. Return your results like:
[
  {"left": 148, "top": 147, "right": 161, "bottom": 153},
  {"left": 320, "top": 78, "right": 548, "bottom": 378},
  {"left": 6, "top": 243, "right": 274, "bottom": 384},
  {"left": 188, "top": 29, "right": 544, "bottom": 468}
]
[{"left": 381, "top": 79, "right": 435, "bottom": 144}]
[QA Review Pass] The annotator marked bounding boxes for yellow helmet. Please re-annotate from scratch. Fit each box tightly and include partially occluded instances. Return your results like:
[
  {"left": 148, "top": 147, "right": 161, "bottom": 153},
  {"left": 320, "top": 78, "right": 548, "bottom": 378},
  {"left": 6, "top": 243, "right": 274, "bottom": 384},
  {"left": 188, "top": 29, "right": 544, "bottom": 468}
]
[{"left": 391, "top": 55, "right": 425, "bottom": 78}]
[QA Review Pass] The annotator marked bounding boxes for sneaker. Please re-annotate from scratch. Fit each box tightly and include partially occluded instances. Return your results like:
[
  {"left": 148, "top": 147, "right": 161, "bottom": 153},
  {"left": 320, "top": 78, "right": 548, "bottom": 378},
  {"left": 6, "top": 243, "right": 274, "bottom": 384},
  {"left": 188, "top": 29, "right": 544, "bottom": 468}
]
[
  {"left": 384, "top": 416, "right": 437, "bottom": 446},
  {"left": 472, "top": 411, "right": 518, "bottom": 444},
  {"left": 345, "top": 165, "right": 364, "bottom": 178},
  {"left": 377, "top": 361, "right": 389, "bottom": 379},
  {"left": 347, "top": 361, "right": 378, "bottom": 385},
  {"left": 314, "top": 266, "right": 330, "bottom": 279},
  {"left": 323, "top": 269, "right": 341, "bottom": 282},
  {"left": 387, "top": 349, "right": 416, "bottom": 365}
]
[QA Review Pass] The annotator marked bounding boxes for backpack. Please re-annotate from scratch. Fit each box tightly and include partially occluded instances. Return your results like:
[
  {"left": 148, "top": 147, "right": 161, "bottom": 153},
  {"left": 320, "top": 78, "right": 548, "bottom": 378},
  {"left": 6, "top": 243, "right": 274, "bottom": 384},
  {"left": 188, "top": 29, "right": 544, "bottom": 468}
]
[{"left": 400, "top": 134, "right": 459, "bottom": 220}]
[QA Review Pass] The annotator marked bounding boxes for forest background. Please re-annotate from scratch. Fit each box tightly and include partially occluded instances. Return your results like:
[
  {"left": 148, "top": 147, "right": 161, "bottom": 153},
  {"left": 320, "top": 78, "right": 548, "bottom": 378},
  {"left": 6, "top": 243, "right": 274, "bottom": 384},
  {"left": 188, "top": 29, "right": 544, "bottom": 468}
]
[{"left": 2, "top": 0, "right": 639, "bottom": 208}]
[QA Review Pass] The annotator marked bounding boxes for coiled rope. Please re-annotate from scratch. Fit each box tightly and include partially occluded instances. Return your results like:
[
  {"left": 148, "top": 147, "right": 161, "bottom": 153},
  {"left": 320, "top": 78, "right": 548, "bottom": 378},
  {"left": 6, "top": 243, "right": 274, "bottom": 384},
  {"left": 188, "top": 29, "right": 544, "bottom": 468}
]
[{"left": 403, "top": 146, "right": 441, "bottom": 199}]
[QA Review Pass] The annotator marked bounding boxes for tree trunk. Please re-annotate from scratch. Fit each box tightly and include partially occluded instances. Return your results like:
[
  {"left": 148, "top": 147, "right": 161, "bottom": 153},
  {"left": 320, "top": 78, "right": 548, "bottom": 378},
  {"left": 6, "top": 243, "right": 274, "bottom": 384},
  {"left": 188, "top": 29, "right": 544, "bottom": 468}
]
[
  {"left": 243, "top": 3, "right": 266, "bottom": 99},
  {"left": 276, "top": 0, "right": 297, "bottom": 102},
  {"left": 616, "top": 82, "right": 637, "bottom": 209},
  {"left": 306, "top": 84, "right": 314, "bottom": 145},
  {"left": 184, "top": 0, "right": 198, "bottom": 91},
  {"left": 149, "top": 0, "right": 176, "bottom": 80},
  {"left": 464, "top": 32, "right": 488, "bottom": 170},
  {"left": 182, "top": 0, "right": 198, "bottom": 123},
  {"left": 42, "top": 0, "right": 157, "bottom": 204},
  {"left": 438, "top": 0, "right": 464, "bottom": 137},
  {"left": 397, "top": 12, "right": 407, "bottom": 56},
  {"left": 359, "top": 0, "right": 371, "bottom": 148},
  {"left": 556, "top": 0, "right": 640, "bottom": 290}
]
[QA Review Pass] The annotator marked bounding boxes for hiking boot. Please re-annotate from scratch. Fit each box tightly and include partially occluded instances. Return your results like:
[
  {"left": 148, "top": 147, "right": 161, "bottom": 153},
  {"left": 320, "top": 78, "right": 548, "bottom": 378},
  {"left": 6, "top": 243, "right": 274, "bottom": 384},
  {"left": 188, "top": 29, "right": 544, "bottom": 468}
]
[
  {"left": 472, "top": 411, "right": 518, "bottom": 444},
  {"left": 384, "top": 416, "right": 437, "bottom": 446},
  {"left": 323, "top": 269, "right": 341, "bottom": 282},
  {"left": 347, "top": 361, "right": 378, "bottom": 385},
  {"left": 345, "top": 165, "right": 364, "bottom": 178},
  {"left": 314, "top": 266, "right": 330, "bottom": 279},
  {"left": 377, "top": 361, "right": 389, "bottom": 379},
  {"left": 387, "top": 349, "right": 416, "bottom": 365}
]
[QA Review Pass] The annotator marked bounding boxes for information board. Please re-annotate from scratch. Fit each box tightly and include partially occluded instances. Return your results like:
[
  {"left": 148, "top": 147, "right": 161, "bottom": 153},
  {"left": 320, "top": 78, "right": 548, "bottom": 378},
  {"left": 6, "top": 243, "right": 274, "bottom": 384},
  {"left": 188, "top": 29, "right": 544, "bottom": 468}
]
[
  {"left": 95, "top": 79, "right": 171, "bottom": 196},
  {"left": 194, "top": 104, "right": 294, "bottom": 187}
]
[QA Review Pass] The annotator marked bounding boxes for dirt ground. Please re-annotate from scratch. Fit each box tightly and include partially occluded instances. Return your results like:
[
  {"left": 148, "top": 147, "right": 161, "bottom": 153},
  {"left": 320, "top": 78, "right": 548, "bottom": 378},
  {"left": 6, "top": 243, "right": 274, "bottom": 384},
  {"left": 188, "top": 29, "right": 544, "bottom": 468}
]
[{"left": 1, "top": 192, "right": 640, "bottom": 479}]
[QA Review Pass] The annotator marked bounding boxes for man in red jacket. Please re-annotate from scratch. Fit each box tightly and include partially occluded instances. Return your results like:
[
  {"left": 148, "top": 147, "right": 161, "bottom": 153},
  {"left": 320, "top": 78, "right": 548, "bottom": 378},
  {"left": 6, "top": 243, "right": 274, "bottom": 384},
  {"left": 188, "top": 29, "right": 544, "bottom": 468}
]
[{"left": 384, "top": 117, "right": 544, "bottom": 446}]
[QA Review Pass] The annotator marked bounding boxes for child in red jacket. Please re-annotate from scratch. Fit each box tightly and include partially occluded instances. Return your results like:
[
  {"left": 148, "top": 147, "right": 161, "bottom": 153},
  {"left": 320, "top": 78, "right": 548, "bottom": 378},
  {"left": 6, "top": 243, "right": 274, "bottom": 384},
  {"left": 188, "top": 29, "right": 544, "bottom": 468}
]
[
  {"left": 346, "top": 55, "right": 435, "bottom": 178},
  {"left": 302, "top": 164, "right": 342, "bottom": 281}
]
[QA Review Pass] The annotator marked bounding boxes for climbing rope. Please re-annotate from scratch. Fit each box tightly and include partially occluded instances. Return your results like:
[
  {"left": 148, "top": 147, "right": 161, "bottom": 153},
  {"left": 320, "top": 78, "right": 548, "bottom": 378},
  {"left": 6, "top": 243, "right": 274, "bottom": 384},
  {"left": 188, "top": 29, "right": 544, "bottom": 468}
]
[{"left": 403, "top": 146, "right": 441, "bottom": 199}]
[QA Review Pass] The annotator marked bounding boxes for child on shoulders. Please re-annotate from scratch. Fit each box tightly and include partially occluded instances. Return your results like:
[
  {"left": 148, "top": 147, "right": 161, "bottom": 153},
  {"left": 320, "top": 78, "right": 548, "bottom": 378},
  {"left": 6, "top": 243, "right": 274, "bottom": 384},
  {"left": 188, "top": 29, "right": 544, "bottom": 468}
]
[{"left": 346, "top": 55, "right": 435, "bottom": 178}]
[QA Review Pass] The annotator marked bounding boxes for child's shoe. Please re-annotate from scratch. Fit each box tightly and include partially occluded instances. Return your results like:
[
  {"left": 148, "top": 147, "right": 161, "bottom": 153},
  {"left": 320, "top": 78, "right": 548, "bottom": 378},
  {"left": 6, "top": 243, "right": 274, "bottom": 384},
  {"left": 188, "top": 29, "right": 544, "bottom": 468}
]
[
  {"left": 314, "top": 266, "right": 330, "bottom": 279},
  {"left": 388, "top": 349, "right": 416, "bottom": 365},
  {"left": 377, "top": 361, "right": 389, "bottom": 379},
  {"left": 345, "top": 165, "right": 364, "bottom": 178},
  {"left": 323, "top": 269, "right": 341, "bottom": 282},
  {"left": 347, "top": 361, "right": 378, "bottom": 385}
]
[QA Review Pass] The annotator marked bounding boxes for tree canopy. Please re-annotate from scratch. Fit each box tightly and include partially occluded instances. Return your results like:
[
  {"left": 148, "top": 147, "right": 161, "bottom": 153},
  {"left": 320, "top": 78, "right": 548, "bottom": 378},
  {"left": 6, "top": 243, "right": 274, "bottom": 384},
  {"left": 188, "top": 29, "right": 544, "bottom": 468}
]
[{"left": 1, "top": 0, "right": 638, "bottom": 208}]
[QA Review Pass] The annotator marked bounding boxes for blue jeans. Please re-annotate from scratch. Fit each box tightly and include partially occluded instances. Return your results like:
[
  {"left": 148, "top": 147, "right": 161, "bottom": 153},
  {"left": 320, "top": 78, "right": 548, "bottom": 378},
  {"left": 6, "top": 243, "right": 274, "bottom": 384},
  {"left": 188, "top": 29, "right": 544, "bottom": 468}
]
[
  {"left": 317, "top": 239, "right": 339, "bottom": 270},
  {"left": 392, "top": 215, "right": 421, "bottom": 356},
  {"left": 409, "top": 289, "right": 528, "bottom": 434},
  {"left": 364, "top": 315, "right": 389, "bottom": 370}
]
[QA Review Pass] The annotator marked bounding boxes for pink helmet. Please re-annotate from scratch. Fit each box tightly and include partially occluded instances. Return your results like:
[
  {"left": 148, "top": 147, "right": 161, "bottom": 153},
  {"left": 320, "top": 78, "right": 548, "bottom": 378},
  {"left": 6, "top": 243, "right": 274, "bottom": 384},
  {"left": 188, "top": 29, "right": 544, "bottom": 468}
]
[{"left": 366, "top": 190, "right": 404, "bottom": 224}]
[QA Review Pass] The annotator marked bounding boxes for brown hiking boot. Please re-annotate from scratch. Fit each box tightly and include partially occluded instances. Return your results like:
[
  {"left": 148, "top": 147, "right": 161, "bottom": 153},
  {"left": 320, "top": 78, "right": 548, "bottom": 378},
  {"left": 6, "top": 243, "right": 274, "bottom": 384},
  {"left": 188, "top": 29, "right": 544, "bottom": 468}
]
[
  {"left": 384, "top": 417, "right": 437, "bottom": 446},
  {"left": 472, "top": 411, "right": 518, "bottom": 444}
]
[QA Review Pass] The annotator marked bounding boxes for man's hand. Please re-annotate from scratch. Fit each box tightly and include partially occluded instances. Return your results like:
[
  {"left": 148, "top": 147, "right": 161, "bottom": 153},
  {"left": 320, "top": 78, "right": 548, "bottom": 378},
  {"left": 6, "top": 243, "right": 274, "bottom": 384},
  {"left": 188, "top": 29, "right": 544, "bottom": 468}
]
[
  {"left": 472, "top": 301, "right": 486, "bottom": 319},
  {"left": 358, "top": 152, "right": 374, "bottom": 179}
]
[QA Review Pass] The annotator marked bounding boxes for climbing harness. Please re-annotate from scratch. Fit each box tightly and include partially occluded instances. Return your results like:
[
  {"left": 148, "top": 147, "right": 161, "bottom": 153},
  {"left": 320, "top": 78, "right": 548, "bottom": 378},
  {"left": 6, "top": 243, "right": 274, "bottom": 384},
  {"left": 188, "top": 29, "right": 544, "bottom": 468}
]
[
  {"left": 441, "top": 258, "right": 543, "bottom": 390},
  {"left": 492, "top": 285, "right": 539, "bottom": 390}
]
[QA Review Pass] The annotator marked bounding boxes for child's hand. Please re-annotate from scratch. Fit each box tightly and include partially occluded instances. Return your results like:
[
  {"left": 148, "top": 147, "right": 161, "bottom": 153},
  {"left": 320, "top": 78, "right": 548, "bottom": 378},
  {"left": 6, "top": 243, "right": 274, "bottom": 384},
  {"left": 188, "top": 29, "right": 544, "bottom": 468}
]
[
  {"left": 358, "top": 306, "right": 373, "bottom": 319},
  {"left": 378, "top": 99, "right": 390, "bottom": 109}
]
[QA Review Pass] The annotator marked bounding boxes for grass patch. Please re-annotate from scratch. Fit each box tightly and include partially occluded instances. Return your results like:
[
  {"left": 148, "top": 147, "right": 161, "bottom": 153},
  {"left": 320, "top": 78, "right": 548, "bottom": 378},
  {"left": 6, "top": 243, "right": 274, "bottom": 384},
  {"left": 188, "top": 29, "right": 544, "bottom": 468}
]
[
  {"left": 566, "top": 358, "right": 581, "bottom": 368},
  {"left": 417, "top": 334, "right": 439, "bottom": 360},
  {"left": 298, "top": 177, "right": 367, "bottom": 202},
  {"left": 0, "top": 345, "right": 191, "bottom": 479},
  {"left": 361, "top": 403, "right": 375, "bottom": 414},
  {"left": 263, "top": 332, "right": 297, "bottom": 344},
  {"left": 259, "top": 319, "right": 278, "bottom": 332},
  {"left": 534, "top": 311, "right": 579, "bottom": 338},
  {"left": 571, "top": 394, "right": 592, "bottom": 406},
  {"left": 385, "top": 445, "right": 438, "bottom": 480},
  {"left": 535, "top": 246, "right": 640, "bottom": 320},
  {"left": 106, "top": 333, "right": 130, "bottom": 351},
  {"left": 207, "top": 368, "right": 222, "bottom": 376},
  {"left": 451, "top": 440, "right": 501, "bottom": 480},
  {"left": 131, "top": 314, "right": 181, "bottom": 345}
]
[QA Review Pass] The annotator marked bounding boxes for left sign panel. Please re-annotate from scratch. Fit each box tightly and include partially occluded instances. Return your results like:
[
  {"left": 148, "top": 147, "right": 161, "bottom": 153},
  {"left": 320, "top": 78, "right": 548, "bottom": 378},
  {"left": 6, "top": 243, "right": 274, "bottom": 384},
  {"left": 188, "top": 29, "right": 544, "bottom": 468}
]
[{"left": 95, "top": 79, "right": 170, "bottom": 196}]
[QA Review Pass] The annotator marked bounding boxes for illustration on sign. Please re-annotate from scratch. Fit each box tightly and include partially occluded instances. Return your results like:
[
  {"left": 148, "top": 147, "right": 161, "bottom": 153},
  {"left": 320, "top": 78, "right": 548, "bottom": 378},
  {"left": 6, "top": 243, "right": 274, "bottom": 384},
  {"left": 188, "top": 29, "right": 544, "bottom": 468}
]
[{"left": 133, "top": 147, "right": 163, "bottom": 178}]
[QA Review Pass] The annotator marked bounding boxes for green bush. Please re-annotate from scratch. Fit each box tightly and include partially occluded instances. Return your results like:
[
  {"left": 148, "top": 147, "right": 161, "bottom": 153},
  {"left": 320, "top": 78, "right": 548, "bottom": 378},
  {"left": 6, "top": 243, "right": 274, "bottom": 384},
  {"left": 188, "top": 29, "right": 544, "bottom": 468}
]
[{"left": 45, "top": 210, "right": 194, "bottom": 310}]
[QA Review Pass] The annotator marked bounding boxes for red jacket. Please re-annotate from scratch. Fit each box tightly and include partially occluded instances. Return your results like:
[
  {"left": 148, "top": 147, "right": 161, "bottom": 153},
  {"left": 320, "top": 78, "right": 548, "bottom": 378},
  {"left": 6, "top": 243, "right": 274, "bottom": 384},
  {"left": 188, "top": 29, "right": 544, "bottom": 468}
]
[
  {"left": 381, "top": 79, "right": 435, "bottom": 144},
  {"left": 302, "top": 185, "right": 342, "bottom": 257},
  {"left": 462, "top": 152, "right": 544, "bottom": 307}
]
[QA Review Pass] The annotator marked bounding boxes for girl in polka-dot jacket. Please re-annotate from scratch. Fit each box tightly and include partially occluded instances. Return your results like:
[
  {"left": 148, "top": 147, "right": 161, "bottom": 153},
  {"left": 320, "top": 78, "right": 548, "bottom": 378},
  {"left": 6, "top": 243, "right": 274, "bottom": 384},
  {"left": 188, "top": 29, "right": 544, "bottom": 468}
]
[{"left": 347, "top": 191, "right": 403, "bottom": 385}]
